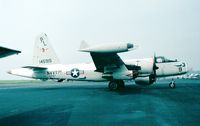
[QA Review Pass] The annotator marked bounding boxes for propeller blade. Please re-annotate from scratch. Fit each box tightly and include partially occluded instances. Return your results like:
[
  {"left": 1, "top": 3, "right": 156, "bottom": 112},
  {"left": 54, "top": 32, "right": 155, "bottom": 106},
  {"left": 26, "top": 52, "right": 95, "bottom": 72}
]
[{"left": 152, "top": 53, "right": 159, "bottom": 77}]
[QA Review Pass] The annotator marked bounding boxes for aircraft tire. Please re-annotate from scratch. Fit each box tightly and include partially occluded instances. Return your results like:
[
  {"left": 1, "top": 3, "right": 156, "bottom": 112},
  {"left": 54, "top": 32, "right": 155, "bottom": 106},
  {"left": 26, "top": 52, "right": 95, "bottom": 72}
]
[
  {"left": 169, "top": 82, "right": 176, "bottom": 88},
  {"left": 108, "top": 81, "right": 119, "bottom": 91}
]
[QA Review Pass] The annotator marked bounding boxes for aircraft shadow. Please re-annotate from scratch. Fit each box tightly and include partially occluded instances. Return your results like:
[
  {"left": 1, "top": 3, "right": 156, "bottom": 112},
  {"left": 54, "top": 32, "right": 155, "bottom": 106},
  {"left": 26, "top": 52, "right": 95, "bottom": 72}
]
[{"left": 0, "top": 105, "right": 72, "bottom": 126}]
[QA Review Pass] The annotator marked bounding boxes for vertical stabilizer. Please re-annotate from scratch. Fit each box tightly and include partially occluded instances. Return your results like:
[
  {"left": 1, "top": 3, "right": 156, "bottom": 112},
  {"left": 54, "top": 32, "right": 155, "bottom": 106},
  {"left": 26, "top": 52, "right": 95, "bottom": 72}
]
[
  {"left": 33, "top": 33, "right": 60, "bottom": 66},
  {"left": 79, "top": 40, "right": 89, "bottom": 50}
]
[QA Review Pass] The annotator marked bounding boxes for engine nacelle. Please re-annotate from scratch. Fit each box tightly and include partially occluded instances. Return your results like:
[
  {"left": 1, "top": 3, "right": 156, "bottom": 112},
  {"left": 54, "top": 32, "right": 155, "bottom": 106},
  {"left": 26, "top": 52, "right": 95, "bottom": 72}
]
[
  {"left": 79, "top": 43, "right": 134, "bottom": 53},
  {"left": 126, "top": 58, "right": 154, "bottom": 75},
  {"left": 135, "top": 76, "right": 156, "bottom": 86},
  {"left": 137, "top": 58, "right": 154, "bottom": 74}
]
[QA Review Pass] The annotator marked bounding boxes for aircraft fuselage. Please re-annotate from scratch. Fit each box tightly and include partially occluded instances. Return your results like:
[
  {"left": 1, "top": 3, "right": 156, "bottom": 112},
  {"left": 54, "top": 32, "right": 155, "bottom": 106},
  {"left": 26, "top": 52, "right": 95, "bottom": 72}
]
[{"left": 9, "top": 58, "right": 187, "bottom": 82}]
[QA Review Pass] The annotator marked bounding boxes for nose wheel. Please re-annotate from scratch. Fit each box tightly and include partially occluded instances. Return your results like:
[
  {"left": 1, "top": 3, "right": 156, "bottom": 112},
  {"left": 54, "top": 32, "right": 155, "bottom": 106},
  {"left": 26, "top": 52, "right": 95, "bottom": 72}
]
[{"left": 169, "top": 81, "right": 176, "bottom": 88}]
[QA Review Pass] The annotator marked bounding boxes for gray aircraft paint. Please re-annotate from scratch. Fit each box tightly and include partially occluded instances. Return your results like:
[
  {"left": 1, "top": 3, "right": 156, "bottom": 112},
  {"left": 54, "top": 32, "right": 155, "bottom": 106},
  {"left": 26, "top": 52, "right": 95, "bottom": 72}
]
[{"left": 8, "top": 34, "right": 188, "bottom": 88}]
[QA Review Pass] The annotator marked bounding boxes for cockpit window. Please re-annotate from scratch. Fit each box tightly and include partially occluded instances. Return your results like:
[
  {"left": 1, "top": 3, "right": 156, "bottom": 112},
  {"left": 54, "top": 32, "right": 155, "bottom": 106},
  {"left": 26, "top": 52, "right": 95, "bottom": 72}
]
[{"left": 156, "top": 56, "right": 177, "bottom": 63}]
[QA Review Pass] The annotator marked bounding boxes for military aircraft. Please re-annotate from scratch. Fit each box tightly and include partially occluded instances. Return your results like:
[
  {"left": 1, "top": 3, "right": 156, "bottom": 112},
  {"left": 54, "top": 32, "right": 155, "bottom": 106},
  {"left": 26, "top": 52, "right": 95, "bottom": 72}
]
[
  {"left": 0, "top": 46, "right": 21, "bottom": 58},
  {"left": 8, "top": 33, "right": 188, "bottom": 90}
]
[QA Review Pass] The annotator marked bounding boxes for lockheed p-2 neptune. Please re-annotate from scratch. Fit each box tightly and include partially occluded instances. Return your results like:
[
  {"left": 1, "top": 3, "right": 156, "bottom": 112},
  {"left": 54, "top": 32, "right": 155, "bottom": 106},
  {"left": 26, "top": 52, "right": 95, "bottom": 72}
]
[{"left": 8, "top": 33, "right": 188, "bottom": 90}]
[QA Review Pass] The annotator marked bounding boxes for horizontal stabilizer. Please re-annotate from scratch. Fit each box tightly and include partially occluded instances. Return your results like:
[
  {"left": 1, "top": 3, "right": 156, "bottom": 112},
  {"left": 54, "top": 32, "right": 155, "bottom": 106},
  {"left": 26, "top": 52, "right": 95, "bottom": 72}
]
[{"left": 22, "top": 66, "right": 47, "bottom": 70}]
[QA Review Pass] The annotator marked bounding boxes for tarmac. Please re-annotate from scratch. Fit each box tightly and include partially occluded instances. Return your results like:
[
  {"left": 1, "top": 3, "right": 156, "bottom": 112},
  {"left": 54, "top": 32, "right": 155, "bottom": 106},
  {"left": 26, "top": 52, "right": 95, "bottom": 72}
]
[{"left": 0, "top": 79, "right": 200, "bottom": 126}]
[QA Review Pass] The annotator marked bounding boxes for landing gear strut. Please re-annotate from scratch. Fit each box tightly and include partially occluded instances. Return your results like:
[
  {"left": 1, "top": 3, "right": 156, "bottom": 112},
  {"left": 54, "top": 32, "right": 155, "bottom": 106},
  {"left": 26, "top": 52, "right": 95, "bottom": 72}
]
[
  {"left": 108, "top": 80, "right": 125, "bottom": 90},
  {"left": 118, "top": 80, "right": 125, "bottom": 88},
  {"left": 169, "top": 80, "right": 176, "bottom": 88}
]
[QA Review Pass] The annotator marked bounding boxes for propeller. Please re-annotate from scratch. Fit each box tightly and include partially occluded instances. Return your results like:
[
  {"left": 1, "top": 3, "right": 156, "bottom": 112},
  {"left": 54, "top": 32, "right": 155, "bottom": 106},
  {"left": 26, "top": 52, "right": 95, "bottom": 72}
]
[
  {"left": 147, "top": 53, "right": 159, "bottom": 84},
  {"left": 152, "top": 53, "right": 159, "bottom": 78}
]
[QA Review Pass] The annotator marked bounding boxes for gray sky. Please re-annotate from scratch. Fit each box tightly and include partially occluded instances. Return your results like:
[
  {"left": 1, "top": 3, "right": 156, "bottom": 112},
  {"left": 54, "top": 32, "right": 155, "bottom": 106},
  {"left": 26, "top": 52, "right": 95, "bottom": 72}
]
[{"left": 0, "top": 0, "right": 199, "bottom": 80}]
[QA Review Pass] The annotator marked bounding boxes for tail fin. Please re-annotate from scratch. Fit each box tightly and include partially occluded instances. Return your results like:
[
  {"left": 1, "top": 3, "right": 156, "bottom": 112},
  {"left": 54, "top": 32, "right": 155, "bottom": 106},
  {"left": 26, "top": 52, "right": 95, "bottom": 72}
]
[
  {"left": 79, "top": 40, "right": 89, "bottom": 50},
  {"left": 33, "top": 33, "right": 60, "bottom": 66}
]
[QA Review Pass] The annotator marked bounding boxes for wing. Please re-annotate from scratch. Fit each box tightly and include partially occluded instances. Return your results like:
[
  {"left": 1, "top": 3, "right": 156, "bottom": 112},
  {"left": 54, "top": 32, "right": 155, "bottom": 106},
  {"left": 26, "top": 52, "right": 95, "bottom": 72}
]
[
  {"left": 90, "top": 52, "right": 133, "bottom": 80},
  {"left": 90, "top": 52, "right": 125, "bottom": 73},
  {"left": 0, "top": 46, "right": 21, "bottom": 58},
  {"left": 79, "top": 42, "right": 136, "bottom": 80}
]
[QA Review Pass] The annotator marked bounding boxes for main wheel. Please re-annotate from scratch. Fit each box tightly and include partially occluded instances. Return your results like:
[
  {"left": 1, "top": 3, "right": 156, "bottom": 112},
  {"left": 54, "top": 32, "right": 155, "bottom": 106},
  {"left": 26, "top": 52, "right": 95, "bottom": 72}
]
[
  {"left": 169, "top": 82, "right": 176, "bottom": 88},
  {"left": 108, "top": 81, "right": 119, "bottom": 91}
]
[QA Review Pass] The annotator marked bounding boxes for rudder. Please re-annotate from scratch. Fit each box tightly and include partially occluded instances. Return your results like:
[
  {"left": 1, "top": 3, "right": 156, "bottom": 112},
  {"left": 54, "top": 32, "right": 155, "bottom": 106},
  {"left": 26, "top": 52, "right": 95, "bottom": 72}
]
[{"left": 33, "top": 33, "right": 60, "bottom": 66}]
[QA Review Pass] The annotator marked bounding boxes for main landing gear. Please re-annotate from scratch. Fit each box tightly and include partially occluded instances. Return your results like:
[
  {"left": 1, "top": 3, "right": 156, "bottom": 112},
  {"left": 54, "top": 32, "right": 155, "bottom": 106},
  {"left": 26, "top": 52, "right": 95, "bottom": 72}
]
[
  {"left": 169, "top": 80, "right": 176, "bottom": 88},
  {"left": 108, "top": 80, "right": 125, "bottom": 90}
]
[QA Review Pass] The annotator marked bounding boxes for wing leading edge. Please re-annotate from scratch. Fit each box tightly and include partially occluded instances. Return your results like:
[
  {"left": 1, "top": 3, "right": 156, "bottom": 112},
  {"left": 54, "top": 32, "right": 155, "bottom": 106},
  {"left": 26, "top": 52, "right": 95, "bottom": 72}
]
[{"left": 0, "top": 46, "right": 21, "bottom": 58}]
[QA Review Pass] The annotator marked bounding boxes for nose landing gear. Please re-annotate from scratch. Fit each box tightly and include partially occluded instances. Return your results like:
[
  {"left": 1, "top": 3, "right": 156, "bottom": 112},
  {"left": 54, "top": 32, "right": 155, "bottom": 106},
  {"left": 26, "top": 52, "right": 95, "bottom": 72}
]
[{"left": 169, "top": 80, "right": 176, "bottom": 88}]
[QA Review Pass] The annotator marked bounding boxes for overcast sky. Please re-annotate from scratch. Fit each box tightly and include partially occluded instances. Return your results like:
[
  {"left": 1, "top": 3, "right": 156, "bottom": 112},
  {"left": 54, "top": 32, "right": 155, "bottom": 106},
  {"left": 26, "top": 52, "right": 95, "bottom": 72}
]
[{"left": 0, "top": 0, "right": 199, "bottom": 80}]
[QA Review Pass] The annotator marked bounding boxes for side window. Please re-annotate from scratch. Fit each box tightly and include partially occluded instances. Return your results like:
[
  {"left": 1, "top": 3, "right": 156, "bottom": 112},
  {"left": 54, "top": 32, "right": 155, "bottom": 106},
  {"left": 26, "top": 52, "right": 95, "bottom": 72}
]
[{"left": 156, "top": 57, "right": 164, "bottom": 63}]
